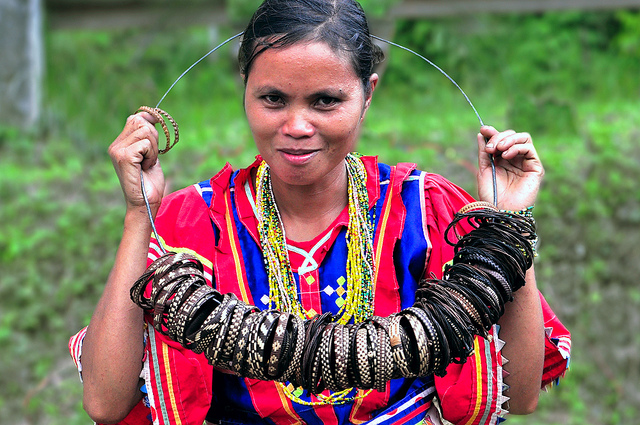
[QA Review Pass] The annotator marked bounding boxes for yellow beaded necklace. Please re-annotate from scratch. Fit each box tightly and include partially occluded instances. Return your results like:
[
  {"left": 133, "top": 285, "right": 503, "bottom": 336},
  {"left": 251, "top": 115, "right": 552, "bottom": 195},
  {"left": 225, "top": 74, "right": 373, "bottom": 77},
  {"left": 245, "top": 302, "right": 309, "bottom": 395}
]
[
  {"left": 255, "top": 153, "right": 376, "bottom": 405},
  {"left": 255, "top": 153, "right": 375, "bottom": 323}
]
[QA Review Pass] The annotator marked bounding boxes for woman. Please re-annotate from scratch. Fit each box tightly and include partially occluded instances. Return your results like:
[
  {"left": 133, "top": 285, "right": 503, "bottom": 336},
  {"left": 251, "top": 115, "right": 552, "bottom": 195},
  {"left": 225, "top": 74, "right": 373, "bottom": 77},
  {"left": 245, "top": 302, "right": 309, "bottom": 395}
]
[{"left": 70, "top": 0, "right": 570, "bottom": 424}]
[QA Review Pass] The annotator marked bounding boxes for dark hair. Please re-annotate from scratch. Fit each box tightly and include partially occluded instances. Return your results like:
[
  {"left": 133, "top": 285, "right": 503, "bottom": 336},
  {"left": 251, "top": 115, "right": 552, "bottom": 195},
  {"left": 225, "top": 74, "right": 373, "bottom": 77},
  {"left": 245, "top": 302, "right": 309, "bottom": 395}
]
[{"left": 238, "top": 0, "right": 384, "bottom": 96}]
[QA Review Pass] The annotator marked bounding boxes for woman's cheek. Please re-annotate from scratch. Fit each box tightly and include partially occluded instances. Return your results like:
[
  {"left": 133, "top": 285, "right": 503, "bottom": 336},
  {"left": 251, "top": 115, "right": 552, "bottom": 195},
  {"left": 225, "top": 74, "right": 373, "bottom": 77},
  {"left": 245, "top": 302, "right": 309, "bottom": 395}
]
[{"left": 247, "top": 112, "right": 273, "bottom": 141}]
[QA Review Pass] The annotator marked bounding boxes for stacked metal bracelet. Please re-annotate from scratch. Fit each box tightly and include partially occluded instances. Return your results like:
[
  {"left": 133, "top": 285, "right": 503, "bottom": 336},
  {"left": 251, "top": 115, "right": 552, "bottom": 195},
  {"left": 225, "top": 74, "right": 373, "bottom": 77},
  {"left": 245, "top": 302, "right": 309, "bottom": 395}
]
[{"left": 130, "top": 204, "right": 536, "bottom": 393}]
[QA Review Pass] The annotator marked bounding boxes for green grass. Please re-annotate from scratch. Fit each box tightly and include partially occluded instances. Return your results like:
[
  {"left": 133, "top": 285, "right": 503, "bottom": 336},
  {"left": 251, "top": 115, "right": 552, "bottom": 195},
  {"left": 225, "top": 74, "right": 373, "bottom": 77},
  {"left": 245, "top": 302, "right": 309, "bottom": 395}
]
[{"left": 2, "top": 9, "right": 640, "bottom": 424}]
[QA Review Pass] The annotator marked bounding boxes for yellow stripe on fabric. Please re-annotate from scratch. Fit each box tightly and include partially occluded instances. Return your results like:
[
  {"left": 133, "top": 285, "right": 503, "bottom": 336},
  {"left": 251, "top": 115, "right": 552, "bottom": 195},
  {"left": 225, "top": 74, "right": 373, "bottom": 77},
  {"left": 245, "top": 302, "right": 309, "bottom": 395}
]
[
  {"left": 464, "top": 338, "right": 483, "bottom": 425},
  {"left": 274, "top": 381, "right": 305, "bottom": 424},
  {"left": 157, "top": 237, "right": 213, "bottom": 270},
  {"left": 224, "top": 193, "right": 250, "bottom": 303},
  {"left": 373, "top": 179, "right": 394, "bottom": 284},
  {"left": 348, "top": 390, "right": 368, "bottom": 425},
  {"left": 162, "top": 342, "right": 183, "bottom": 425}
]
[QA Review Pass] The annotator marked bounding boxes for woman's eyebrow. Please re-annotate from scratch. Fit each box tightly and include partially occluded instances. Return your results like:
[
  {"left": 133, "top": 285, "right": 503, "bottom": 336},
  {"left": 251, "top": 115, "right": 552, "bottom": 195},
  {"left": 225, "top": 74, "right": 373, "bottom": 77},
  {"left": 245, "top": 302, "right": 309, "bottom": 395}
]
[
  {"left": 309, "top": 88, "right": 346, "bottom": 98},
  {"left": 253, "top": 85, "right": 288, "bottom": 98}
]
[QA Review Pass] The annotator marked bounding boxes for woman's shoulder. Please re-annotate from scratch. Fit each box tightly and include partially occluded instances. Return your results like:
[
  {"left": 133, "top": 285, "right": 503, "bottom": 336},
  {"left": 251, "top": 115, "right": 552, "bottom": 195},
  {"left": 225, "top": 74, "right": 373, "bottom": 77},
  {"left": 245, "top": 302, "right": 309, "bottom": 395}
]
[
  {"left": 156, "top": 183, "right": 210, "bottom": 226},
  {"left": 160, "top": 157, "right": 262, "bottom": 211},
  {"left": 417, "top": 170, "right": 476, "bottom": 212},
  {"left": 364, "top": 155, "right": 473, "bottom": 201},
  {"left": 419, "top": 171, "right": 471, "bottom": 196}
]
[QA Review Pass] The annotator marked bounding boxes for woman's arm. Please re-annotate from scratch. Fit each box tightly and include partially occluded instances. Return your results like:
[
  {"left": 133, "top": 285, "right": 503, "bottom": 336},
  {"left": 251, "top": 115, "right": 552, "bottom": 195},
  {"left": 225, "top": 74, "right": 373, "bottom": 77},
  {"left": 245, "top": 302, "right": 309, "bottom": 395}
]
[
  {"left": 81, "top": 112, "right": 165, "bottom": 423},
  {"left": 476, "top": 126, "right": 546, "bottom": 414},
  {"left": 498, "top": 268, "right": 545, "bottom": 414},
  {"left": 81, "top": 215, "right": 149, "bottom": 423}
]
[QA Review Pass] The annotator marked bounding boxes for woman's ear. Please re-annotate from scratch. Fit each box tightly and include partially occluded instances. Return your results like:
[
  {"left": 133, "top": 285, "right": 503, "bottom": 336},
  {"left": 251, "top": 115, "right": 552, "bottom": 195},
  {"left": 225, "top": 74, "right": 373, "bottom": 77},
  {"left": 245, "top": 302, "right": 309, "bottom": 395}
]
[
  {"left": 366, "top": 73, "right": 379, "bottom": 108},
  {"left": 361, "top": 73, "right": 379, "bottom": 120}
]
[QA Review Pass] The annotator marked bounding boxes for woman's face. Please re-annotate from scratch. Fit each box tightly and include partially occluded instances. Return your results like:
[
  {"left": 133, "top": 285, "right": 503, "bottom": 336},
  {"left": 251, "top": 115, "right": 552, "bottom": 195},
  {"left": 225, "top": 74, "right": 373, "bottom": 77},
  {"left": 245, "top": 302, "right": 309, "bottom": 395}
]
[{"left": 244, "top": 41, "right": 377, "bottom": 188}]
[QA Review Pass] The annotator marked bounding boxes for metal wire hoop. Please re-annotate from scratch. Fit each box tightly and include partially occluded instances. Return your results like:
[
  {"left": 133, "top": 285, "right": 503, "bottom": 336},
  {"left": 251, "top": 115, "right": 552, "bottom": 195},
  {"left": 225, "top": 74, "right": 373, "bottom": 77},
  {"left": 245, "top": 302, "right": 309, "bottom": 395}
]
[{"left": 140, "top": 31, "right": 499, "bottom": 253}]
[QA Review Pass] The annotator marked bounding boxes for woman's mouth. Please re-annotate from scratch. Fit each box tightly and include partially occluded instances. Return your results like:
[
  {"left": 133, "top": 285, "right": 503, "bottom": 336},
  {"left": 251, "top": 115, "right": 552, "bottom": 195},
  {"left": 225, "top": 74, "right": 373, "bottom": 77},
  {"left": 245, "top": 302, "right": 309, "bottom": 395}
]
[{"left": 279, "top": 149, "right": 318, "bottom": 165}]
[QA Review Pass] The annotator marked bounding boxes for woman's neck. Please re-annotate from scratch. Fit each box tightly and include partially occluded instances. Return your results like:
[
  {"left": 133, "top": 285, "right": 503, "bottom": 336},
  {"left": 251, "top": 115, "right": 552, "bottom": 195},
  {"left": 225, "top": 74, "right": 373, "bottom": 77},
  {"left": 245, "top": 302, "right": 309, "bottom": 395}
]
[{"left": 268, "top": 165, "right": 348, "bottom": 243}]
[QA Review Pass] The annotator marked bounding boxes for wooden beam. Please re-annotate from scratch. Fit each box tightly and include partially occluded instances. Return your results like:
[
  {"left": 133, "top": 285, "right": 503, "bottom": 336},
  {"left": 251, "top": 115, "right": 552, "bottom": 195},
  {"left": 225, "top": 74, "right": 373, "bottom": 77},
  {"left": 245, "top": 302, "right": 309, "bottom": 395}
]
[
  {"left": 47, "top": 3, "right": 226, "bottom": 30},
  {"left": 391, "top": 0, "right": 640, "bottom": 18},
  {"left": 46, "top": 0, "right": 640, "bottom": 30}
]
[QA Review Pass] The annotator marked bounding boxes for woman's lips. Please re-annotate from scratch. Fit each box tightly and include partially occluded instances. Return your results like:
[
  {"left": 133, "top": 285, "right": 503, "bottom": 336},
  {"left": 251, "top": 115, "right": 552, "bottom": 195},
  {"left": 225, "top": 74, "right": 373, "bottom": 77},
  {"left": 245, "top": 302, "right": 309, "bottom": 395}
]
[{"left": 279, "top": 149, "right": 318, "bottom": 165}]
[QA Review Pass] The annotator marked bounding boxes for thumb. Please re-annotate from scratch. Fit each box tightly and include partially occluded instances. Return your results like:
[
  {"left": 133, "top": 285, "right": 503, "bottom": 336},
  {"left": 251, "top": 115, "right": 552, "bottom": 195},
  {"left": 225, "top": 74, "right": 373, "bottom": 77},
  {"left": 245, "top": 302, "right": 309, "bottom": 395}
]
[{"left": 477, "top": 132, "right": 494, "bottom": 170}]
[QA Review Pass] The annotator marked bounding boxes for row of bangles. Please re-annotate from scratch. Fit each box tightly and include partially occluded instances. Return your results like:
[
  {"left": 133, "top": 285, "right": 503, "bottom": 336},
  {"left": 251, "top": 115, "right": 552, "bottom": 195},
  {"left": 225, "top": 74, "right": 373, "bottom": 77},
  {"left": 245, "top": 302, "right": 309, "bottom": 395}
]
[{"left": 130, "top": 203, "right": 537, "bottom": 395}]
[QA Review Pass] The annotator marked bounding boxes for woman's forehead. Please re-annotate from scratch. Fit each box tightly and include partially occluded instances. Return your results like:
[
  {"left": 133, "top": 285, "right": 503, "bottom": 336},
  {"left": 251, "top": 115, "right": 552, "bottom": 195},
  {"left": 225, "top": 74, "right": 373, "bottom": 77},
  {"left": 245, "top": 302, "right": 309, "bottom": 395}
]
[{"left": 247, "top": 41, "right": 360, "bottom": 86}]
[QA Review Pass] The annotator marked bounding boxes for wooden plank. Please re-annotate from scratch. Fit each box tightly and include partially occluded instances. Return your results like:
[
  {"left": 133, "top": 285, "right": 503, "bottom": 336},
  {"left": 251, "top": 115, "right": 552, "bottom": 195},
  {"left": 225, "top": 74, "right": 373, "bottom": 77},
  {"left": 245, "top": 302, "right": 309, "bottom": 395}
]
[
  {"left": 47, "top": 0, "right": 640, "bottom": 30},
  {"left": 391, "top": 0, "right": 640, "bottom": 17},
  {"left": 48, "top": 3, "right": 226, "bottom": 30}
]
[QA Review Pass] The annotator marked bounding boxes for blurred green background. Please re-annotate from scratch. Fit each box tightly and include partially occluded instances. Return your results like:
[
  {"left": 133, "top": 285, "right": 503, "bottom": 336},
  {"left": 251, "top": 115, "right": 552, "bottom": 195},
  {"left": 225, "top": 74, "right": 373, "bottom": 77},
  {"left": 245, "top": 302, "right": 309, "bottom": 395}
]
[{"left": 2, "top": 1, "right": 640, "bottom": 424}]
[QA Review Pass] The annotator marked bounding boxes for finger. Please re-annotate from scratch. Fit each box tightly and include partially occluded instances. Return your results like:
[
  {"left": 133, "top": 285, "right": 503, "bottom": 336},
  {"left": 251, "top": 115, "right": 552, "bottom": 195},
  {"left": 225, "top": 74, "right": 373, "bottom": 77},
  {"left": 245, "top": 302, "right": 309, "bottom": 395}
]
[
  {"left": 478, "top": 127, "right": 509, "bottom": 164},
  {"left": 479, "top": 125, "right": 498, "bottom": 138},
  {"left": 498, "top": 131, "right": 532, "bottom": 146},
  {"left": 138, "top": 110, "right": 160, "bottom": 124},
  {"left": 477, "top": 132, "right": 494, "bottom": 169},
  {"left": 490, "top": 132, "right": 533, "bottom": 156},
  {"left": 499, "top": 140, "right": 539, "bottom": 162},
  {"left": 111, "top": 137, "right": 149, "bottom": 167},
  {"left": 127, "top": 138, "right": 159, "bottom": 173},
  {"left": 125, "top": 110, "right": 159, "bottom": 125},
  {"left": 130, "top": 125, "right": 160, "bottom": 164},
  {"left": 110, "top": 134, "right": 159, "bottom": 178},
  {"left": 113, "top": 120, "right": 159, "bottom": 155},
  {"left": 139, "top": 140, "right": 159, "bottom": 171},
  {"left": 484, "top": 129, "right": 516, "bottom": 150},
  {"left": 120, "top": 112, "right": 160, "bottom": 140},
  {"left": 479, "top": 125, "right": 498, "bottom": 148},
  {"left": 126, "top": 130, "right": 160, "bottom": 172}
]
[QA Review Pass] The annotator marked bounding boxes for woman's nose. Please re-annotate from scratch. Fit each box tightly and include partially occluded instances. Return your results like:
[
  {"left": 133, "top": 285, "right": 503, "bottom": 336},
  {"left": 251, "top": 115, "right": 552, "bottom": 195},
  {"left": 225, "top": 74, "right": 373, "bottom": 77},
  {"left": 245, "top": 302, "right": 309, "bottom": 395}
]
[{"left": 282, "top": 109, "right": 315, "bottom": 138}]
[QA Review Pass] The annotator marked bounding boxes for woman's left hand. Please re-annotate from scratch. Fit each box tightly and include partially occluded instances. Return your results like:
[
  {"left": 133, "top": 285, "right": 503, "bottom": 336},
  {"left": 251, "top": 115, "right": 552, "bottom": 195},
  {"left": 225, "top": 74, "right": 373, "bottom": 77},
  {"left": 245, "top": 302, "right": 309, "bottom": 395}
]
[{"left": 477, "top": 125, "right": 544, "bottom": 211}]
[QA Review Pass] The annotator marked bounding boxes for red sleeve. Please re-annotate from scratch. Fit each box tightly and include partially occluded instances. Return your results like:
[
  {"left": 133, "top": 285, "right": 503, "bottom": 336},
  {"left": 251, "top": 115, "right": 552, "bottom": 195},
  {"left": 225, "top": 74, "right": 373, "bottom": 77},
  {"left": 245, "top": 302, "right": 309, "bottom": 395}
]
[
  {"left": 99, "top": 400, "right": 152, "bottom": 425},
  {"left": 68, "top": 328, "right": 152, "bottom": 425},
  {"left": 422, "top": 172, "right": 476, "bottom": 280},
  {"left": 540, "top": 293, "right": 571, "bottom": 388}
]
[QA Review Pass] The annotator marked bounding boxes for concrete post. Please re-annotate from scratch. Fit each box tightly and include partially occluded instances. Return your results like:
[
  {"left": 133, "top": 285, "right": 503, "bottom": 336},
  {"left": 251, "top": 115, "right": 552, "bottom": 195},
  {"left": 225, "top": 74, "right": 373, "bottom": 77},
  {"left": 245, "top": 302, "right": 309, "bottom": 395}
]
[{"left": 0, "top": 0, "right": 43, "bottom": 129}]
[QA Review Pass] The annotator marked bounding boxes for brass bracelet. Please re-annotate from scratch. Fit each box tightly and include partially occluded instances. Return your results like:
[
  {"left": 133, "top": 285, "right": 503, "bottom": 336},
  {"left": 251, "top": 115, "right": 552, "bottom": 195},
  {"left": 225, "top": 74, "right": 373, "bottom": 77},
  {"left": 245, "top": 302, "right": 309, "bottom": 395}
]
[{"left": 136, "top": 106, "right": 179, "bottom": 154}]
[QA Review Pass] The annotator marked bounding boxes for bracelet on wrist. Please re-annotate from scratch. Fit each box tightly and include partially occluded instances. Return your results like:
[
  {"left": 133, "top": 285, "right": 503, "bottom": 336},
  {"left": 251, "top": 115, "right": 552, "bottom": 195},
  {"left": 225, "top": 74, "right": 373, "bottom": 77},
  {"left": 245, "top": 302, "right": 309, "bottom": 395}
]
[
  {"left": 499, "top": 206, "right": 538, "bottom": 256},
  {"left": 499, "top": 205, "right": 534, "bottom": 218}
]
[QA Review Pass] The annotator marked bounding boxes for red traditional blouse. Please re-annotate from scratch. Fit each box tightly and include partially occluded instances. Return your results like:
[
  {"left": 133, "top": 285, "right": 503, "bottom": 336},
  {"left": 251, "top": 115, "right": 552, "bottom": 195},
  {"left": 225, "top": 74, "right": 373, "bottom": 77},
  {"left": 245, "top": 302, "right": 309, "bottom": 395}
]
[{"left": 70, "top": 156, "right": 570, "bottom": 425}]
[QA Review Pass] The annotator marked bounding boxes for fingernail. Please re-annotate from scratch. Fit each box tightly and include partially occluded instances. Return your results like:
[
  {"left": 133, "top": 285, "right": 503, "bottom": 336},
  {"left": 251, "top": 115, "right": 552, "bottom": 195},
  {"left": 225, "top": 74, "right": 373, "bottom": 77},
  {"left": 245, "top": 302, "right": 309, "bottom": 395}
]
[{"left": 486, "top": 143, "right": 494, "bottom": 148}]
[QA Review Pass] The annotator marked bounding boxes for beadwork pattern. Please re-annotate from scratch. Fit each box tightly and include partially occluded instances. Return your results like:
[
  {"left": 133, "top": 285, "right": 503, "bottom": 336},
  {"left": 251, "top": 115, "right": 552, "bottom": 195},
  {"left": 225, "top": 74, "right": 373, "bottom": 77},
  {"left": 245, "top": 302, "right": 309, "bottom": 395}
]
[{"left": 255, "top": 154, "right": 375, "bottom": 324}]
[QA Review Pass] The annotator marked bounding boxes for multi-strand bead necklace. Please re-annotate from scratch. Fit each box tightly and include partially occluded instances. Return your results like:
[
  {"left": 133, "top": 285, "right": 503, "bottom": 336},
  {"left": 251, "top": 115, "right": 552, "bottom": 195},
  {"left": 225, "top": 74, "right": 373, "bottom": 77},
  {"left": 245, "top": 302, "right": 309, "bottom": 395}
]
[
  {"left": 255, "top": 153, "right": 376, "bottom": 404},
  {"left": 255, "top": 154, "right": 375, "bottom": 324}
]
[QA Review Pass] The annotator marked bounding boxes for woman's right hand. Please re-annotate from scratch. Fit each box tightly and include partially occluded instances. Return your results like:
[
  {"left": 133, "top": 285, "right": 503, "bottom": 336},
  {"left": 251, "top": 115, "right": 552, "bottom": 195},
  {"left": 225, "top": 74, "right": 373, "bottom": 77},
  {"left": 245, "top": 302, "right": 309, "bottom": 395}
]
[
  {"left": 108, "top": 111, "right": 166, "bottom": 216},
  {"left": 85, "top": 111, "right": 165, "bottom": 423}
]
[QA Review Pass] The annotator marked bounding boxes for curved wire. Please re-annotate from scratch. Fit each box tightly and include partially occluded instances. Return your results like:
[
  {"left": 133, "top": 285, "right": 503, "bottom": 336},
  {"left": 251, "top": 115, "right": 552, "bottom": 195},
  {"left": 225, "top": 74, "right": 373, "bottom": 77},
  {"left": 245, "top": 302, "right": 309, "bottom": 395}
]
[
  {"left": 140, "top": 170, "right": 166, "bottom": 254},
  {"left": 141, "top": 32, "right": 245, "bottom": 254},
  {"left": 372, "top": 35, "right": 498, "bottom": 206},
  {"left": 155, "top": 31, "right": 244, "bottom": 109},
  {"left": 142, "top": 31, "right": 500, "bottom": 253}
]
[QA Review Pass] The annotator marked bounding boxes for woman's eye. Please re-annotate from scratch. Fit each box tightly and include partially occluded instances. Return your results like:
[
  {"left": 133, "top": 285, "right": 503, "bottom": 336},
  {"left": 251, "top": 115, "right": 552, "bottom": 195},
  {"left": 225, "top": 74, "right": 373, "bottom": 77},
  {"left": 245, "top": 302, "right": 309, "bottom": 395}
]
[
  {"left": 263, "top": 94, "right": 283, "bottom": 105},
  {"left": 315, "top": 97, "right": 340, "bottom": 108}
]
